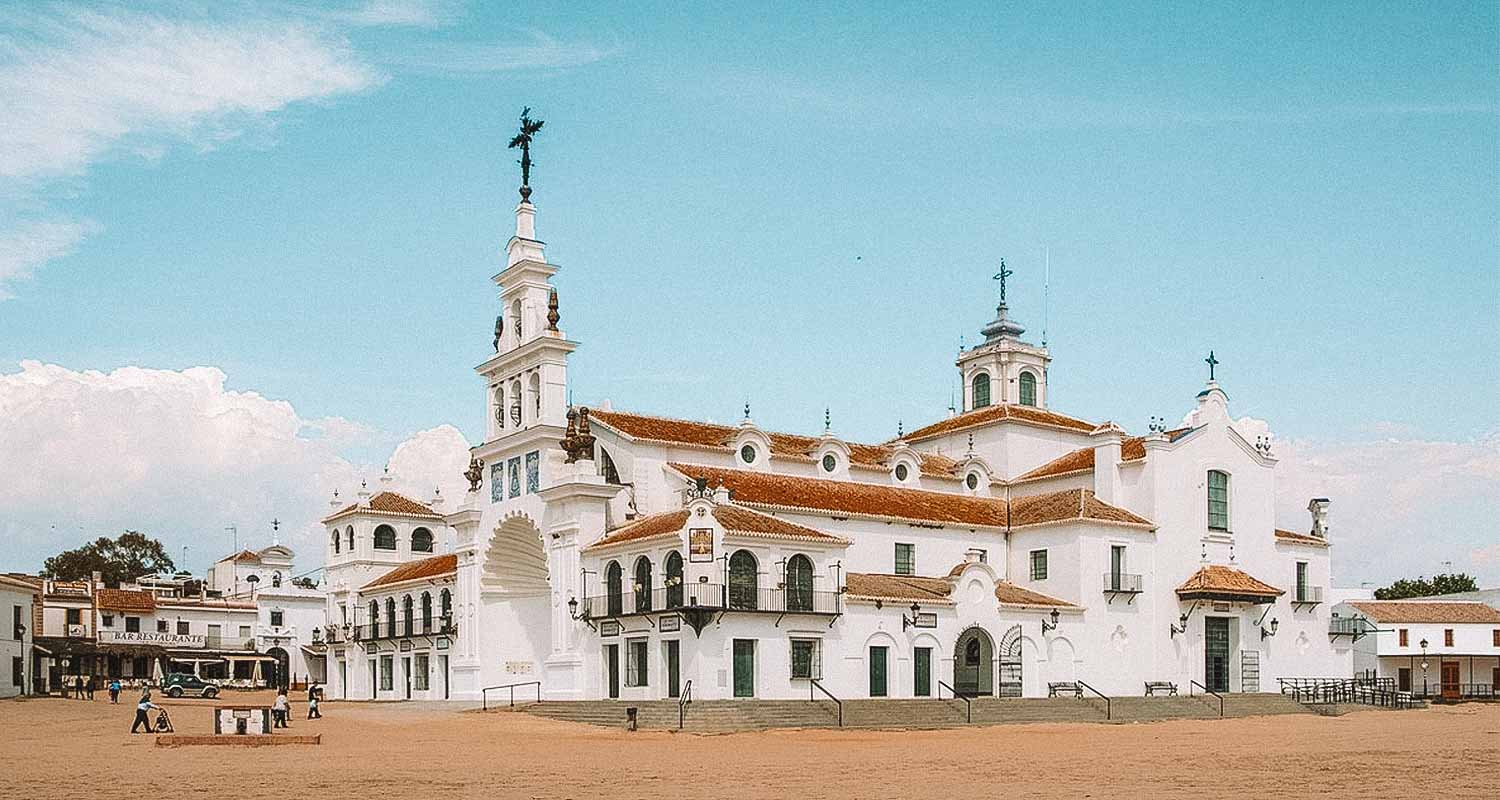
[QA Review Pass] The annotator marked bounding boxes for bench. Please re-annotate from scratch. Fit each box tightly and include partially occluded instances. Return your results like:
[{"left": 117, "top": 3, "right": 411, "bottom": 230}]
[
  {"left": 1144, "top": 681, "right": 1177, "bottom": 696},
  {"left": 1047, "top": 682, "right": 1083, "bottom": 698}
]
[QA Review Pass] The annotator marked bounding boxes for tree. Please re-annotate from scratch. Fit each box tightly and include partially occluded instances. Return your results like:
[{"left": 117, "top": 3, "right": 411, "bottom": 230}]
[
  {"left": 41, "top": 530, "right": 175, "bottom": 586},
  {"left": 1373, "top": 573, "right": 1478, "bottom": 600}
]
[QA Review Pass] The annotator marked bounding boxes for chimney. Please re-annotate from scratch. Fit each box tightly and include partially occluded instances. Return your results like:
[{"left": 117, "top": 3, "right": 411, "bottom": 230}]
[
  {"left": 1089, "top": 422, "right": 1125, "bottom": 505},
  {"left": 1308, "top": 498, "right": 1331, "bottom": 539}
]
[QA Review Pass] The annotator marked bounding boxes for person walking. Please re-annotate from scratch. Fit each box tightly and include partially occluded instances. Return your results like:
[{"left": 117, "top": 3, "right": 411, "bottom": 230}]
[
  {"left": 306, "top": 683, "right": 321, "bottom": 719},
  {"left": 73, "top": 675, "right": 84, "bottom": 700},
  {"left": 86, "top": 676, "right": 95, "bottom": 700},
  {"left": 272, "top": 689, "right": 289, "bottom": 728},
  {"left": 108, "top": 679, "right": 121, "bottom": 704},
  {"left": 130, "top": 696, "right": 160, "bottom": 734}
]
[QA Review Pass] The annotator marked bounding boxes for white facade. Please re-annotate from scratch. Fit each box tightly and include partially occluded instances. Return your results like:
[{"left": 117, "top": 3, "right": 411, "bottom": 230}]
[
  {"left": 1, "top": 576, "right": 36, "bottom": 697},
  {"left": 1337, "top": 600, "right": 1500, "bottom": 697},
  {"left": 317, "top": 176, "right": 1358, "bottom": 705},
  {"left": 207, "top": 544, "right": 328, "bottom": 687}
]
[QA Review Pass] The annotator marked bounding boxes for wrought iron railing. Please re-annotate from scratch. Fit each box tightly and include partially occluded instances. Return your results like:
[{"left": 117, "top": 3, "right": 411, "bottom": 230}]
[
  {"left": 1328, "top": 616, "right": 1369, "bottom": 637},
  {"left": 809, "top": 678, "right": 843, "bottom": 727},
  {"left": 936, "top": 680, "right": 972, "bottom": 723},
  {"left": 1076, "top": 679, "right": 1111, "bottom": 720},
  {"left": 353, "top": 618, "right": 456, "bottom": 641},
  {"left": 481, "top": 680, "right": 541, "bottom": 711},
  {"left": 678, "top": 680, "right": 693, "bottom": 730},
  {"left": 1101, "top": 572, "right": 1143, "bottom": 593},
  {"left": 580, "top": 584, "right": 839, "bottom": 618},
  {"left": 203, "top": 635, "right": 257, "bottom": 651},
  {"left": 1278, "top": 677, "right": 1418, "bottom": 708},
  {"left": 1189, "top": 679, "right": 1223, "bottom": 717},
  {"left": 1293, "top": 585, "right": 1324, "bottom": 604}
]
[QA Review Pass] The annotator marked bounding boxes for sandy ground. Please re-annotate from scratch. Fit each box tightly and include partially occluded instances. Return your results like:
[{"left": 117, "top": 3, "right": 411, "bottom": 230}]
[{"left": 1, "top": 693, "right": 1497, "bottom": 799}]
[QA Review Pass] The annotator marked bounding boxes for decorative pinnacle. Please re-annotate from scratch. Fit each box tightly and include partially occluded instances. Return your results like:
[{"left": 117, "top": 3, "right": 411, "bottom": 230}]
[
  {"left": 1205, "top": 350, "right": 1219, "bottom": 382},
  {"left": 824, "top": 407, "right": 831, "bottom": 433},
  {"left": 743, "top": 401, "right": 751, "bottom": 420},
  {"left": 547, "top": 288, "right": 560, "bottom": 331},
  {"left": 993, "top": 258, "right": 1013, "bottom": 306},
  {"left": 897, "top": 419, "right": 904, "bottom": 438},
  {"left": 508, "top": 106, "right": 545, "bottom": 201}
]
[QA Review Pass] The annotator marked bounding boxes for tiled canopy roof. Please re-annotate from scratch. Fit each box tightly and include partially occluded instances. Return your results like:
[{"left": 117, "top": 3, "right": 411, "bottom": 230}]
[
  {"left": 96, "top": 588, "right": 156, "bottom": 612},
  {"left": 1347, "top": 601, "right": 1500, "bottom": 624},
  {"left": 902, "top": 404, "right": 1098, "bottom": 443},
  {"left": 226, "top": 549, "right": 263, "bottom": 563},
  {"left": 362, "top": 553, "right": 457, "bottom": 590},
  {"left": 583, "top": 506, "right": 846, "bottom": 552},
  {"left": 669, "top": 464, "right": 1153, "bottom": 530},
  {"left": 324, "top": 491, "right": 443, "bottom": 523},
  {"left": 844, "top": 573, "right": 955, "bottom": 603},
  {"left": 994, "top": 581, "right": 1078, "bottom": 608},
  {"left": 1273, "top": 529, "right": 1328, "bottom": 547},
  {"left": 1015, "top": 428, "right": 1194, "bottom": 481},
  {"left": 1176, "top": 565, "right": 1284, "bottom": 602},
  {"left": 589, "top": 409, "right": 957, "bottom": 478}
]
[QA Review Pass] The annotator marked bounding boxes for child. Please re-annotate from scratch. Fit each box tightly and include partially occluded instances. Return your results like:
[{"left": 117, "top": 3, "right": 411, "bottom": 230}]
[{"left": 108, "top": 679, "right": 121, "bottom": 704}]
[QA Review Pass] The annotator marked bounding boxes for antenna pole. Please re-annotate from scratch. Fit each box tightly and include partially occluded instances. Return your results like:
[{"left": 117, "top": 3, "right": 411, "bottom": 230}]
[{"left": 1042, "top": 245, "right": 1050, "bottom": 347}]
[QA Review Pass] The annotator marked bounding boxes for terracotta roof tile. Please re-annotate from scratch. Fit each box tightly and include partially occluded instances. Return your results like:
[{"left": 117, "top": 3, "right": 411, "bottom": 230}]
[
  {"left": 227, "top": 549, "right": 262, "bottom": 563},
  {"left": 590, "top": 410, "right": 957, "bottom": 478},
  {"left": 844, "top": 573, "right": 953, "bottom": 602},
  {"left": 584, "top": 505, "right": 847, "bottom": 552},
  {"left": 902, "top": 404, "right": 1098, "bottom": 443},
  {"left": 994, "top": 582, "right": 1078, "bottom": 608},
  {"left": 1015, "top": 429, "right": 1193, "bottom": 481},
  {"left": 323, "top": 491, "right": 443, "bottom": 523},
  {"left": 1009, "top": 488, "right": 1154, "bottom": 527},
  {"left": 1347, "top": 601, "right": 1500, "bottom": 624},
  {"left": 1176, "top": 565, "right": 1283, "bottom": 601},
  {"left": 96, "top": 588, "right": 156, "bottom": 612},
  {"left": 362, "top": 554, "right": 457, "bottom": 590},
  {"left": 1274, "top": 528, "right": 1329, "bottom": 547}
]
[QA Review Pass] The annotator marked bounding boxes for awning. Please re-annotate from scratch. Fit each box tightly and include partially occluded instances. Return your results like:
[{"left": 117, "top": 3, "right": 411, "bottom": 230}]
[
  {"left": 300, "top": 645, "right": 327, "bottom": 659},
  {"left": 1176, "top": 565, "right": 1284, "bottom": 605}
]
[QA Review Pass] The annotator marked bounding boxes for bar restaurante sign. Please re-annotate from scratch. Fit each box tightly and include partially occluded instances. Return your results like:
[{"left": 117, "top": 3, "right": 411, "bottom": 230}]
[{"left": 98, "top": 630, "right": 207, "bottom": 648}]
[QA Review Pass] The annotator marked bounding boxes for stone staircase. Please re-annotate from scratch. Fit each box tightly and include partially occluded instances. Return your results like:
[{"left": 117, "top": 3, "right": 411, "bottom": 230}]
[{"left": 518, "top": 692, "right": 1314, "bottom": 733}]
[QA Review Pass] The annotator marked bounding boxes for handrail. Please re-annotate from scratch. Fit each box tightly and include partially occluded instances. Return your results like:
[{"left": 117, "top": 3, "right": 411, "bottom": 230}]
[
  {"left": 1075, "top": 679, "right": 1111, "bottom": 720},
  {"left": 809, "top": 678, "right": 843, "bottom": 727},
  {"left": 936, "top": 680, "right": 972, "bottom": 723},
  {"left": 1189, "top": 679, "right": 1224, "bottom": 717},
  {"left": 481, "top": 680, "right": 541, "bottom": 711},
  {"left": 678, "top": 680, "right": 692, "bottom": 730}
]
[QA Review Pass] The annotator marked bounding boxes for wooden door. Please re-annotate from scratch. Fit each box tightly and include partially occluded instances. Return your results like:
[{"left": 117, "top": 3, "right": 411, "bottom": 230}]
[
  {"left": 1440, "top": 661, "right": 1460, "bottom": 700},
  {"left": 1397, "top": 667, "right": 1410, "bottom": 693},
  {"left": 732, "top": 639, "right": 755, "bottom": 697},
  {"left": 1205, "top": 617, "right": 1230, "bottom": 693},
  {"left": 868, "top": 646, "right": 888, "bottom": 697},
  {"left": 914, "top": 647, "right": 931, "bottom": 697},
  {"left": 605, "top": 645, "right": 619, "bottom": 699},
  {"left": 665, "top": 641, "right": 680, "bottom": 699}
]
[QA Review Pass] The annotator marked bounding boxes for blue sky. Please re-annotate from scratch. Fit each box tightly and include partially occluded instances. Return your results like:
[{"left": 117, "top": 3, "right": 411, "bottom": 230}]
[{"left": 0, "top": 1, "right": 1496, "bottom": 582}]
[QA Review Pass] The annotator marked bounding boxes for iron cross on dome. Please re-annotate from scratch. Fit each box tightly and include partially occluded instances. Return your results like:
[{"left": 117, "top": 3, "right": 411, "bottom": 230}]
[{"left": 1205, "top": 350, "right": 1219, "bottom": 381}]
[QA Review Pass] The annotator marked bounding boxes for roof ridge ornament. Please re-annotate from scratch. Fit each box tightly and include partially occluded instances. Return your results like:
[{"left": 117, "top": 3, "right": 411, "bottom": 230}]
[{"left": 507, "top": 106, "right": 544, "bottom": 202}]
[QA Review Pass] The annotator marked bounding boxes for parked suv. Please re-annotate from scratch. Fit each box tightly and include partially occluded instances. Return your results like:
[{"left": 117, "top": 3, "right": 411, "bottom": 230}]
[{"left": 162, "top": 672, "right": 220, "bottom": 698}]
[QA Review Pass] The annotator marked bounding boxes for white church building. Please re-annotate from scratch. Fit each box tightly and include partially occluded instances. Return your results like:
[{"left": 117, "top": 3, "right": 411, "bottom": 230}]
[{"left": 319, "top": 146, "right": 1354, "bottom": 704}]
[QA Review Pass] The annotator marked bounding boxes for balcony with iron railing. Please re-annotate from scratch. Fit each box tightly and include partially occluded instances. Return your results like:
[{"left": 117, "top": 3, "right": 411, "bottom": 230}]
[
  {"left": 351, "top": 617, "right": 458, "bottom": 642},
  {"left": 203, "top": 635, "right": 259, "bottom": 651},
  {"left": 1292, "top": 584, "right": 1324, "bottom": 605},
  {"left": 579, "top": 583, "right": 840, "bottom": 619},
  {"left": 1101, "top": 572, "right": 1143, "bottom": 594}
]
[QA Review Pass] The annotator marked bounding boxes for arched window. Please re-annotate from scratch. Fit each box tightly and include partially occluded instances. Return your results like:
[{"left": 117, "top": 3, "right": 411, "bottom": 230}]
[
  {"left": 384, "top": 598, "right": 396, "bottom": 638},
  {"left": 345, "top": 526, "right": 354, "bottom": 551},
  {"left": 411, "top": 527, "right": 434, "bottom": 553},
  {"left": 1018, "top": 371, "right": 1037, "bottom": 407},
  {"left": 373, "top": 525, "right": 396, "bottom": 550},
  {"left": 1207, "top": 470, "right": 1230, "bottom": 530},
  {"left": 633, "top": 557, "right": 653, "bottom": 613},
  {"left": 402, "top": 595, "right": 414, "bottom": 636},
  {"left": 439, "top": 589, "right": 452, "bottom": 621},
  {"left": 420, "top": 592, "right": 433, "bottom": 632},
  {"left": 600, "top": 447, "right": 622, "bottom": 485},
  {"left": 664, "top": 552, "right": 684, "bottom": 609},
  {"left": 728, "top": 550, "right": 758, "bottom": 610},
  {"left": 528, "top": 373, "right": 541, "bottom": 422},
  {"left": 971, "top": 372, "right": 991, "bottom": 409},
  {"left": 511, "top": 299, "right": 522, "bottom": 340},
  {"left": 494, "top": 385, "right": 506, "bottom": 430},
  {"left": 367, "top": 601, "right": 378, "bottom": 638},
  {"left": 509, "top": 379, "right": 522, "bottom": 426},
  {"left": 965, "top": 637, "right": 981, "bottom": 666},
  {"left": 605, "top": 561, "right": 623, "bottom": 617},
  {"left": 785, "top": 554, "right": 814, "bottom": 612},
  {"left": 331, "top": 529, "right": 340, "bottom": 554},
  {"left": 271, "top": 571, "right": 282, "bottom": 588}
]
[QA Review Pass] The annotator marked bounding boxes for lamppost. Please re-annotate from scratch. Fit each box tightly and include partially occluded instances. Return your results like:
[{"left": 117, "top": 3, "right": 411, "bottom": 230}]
[{"left": 1419, "top": 638, "right": 1429, "bottom": 697}]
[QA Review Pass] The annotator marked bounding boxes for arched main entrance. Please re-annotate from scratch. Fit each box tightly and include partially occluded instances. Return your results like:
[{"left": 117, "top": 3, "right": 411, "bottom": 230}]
[
  {"left": 953, "top": 627, "right": 994, "bottom": 697},
  {"left": 265, "top": 647, "right": 290, "bottom": 689}
]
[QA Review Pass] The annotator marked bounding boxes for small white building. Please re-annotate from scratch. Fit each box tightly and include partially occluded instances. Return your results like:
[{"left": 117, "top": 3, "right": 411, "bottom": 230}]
[
  {"left": 1337, "top": 599, "right": 1500, "bottom": 699},
  {"left": 205, "top": 544, "right": 328, "bottom": 688},
  {"left": 1, "top": 574, "right": 38, "bottom": 697}
]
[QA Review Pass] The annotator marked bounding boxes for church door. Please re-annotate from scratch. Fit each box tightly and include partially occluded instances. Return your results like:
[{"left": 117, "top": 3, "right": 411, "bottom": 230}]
[
  {"left": 913, "top": 647, "right": 931, "bottom": 697},
  {"left": 1205, "top": 617, "right": 1230, "bottom": 693},
  {"left": 953, "top": 628, "right": 994, "bottom": 697},
  {"left": 868, "top": 646, "right": 888, "bottom": 697},
  {"left": 732, "top": 639, "right": 755, "bottom": 698}
]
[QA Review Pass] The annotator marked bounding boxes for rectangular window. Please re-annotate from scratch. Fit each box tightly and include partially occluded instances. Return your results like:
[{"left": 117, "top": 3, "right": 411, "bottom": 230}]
[
  {"left": 207, "top": 624, "right": 221, "bottom": 647},
  {"left": 1207, "top": 471, "right": 1230, "bottom": 530},
  {"left": 414, "top": 653, "right": 430, "bottom": 691},
  {"left": 101, "top": 613, "right": 114, "bottom": 628},
  {"left": 1295, "top": 561, "right": 1308, "bottom": 597},
  {"left": 525, "top": 450, "right": 540, "bottom": 493},
  {"left": 508, "top": 456, "right": 522, "bottom": 499},
  {"left": 239, "top": 625, "right": 251, "bottom": 639},
  {"left": 11, "top": 606, "right": 19, "bottom": 640},
  {"left": 125, "top": 616, "right": 140, "bottom": 633},
  {"left": 625, "top": 638, "right": 649, "bottom": 687},
  {"left": 1030, "top": 549, "right": 1048, "bottom": 581},
  {"left": 489, "top": 463, "right": 504, "bottom": 503},
  {"left": 1493, "top": 629, "right": 1500, "bottom": 648},
  {"left": 1399, "top": 628, "right": 1408, "bottom": 647},
  {"left": 66, "top": 608, "right": 81, "bottom": 626},
  {"left": 270, "top": 611, "right": 284, "bottom": 628},
  {"left": 11, "top": 656, "right": 21, "bottom": 686},
  {"left": 156, "top": 619, "right": 168, "bottom": 633},
  {"left": 176, "top": 620, "right": 189, "bottom": 635},
  {"left": 894, "top": 543, "right": 915, "bottom": 576},
  {"left": 1110, "top": 545, "right": 1125, "bottom": 587},
  {"left": 1444, "top": 629, "right": 1454, "bottom": 647},
  {"left": 379, "top": 655, "right": 393, "bottom": 691},
  {"left": 790, "top": 638, "right": 821, "bottom": 680}
]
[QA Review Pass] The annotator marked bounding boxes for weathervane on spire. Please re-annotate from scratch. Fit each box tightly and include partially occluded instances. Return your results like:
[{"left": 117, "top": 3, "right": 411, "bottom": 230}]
[
  {"left": 508, "top": 106, "right": 545, "bottom": 201},
  {"left": 993, "top": 259, "right": 1013, "bottom": 305},
  {"left": 1205, "top": 350, "right": 1219, "bottom": 381}
]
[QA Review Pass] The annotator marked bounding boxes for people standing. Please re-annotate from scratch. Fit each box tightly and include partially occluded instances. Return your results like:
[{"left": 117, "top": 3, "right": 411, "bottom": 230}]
[
  {"left": 307, "top": 683, "right": 321, "bottom": 719},
  {"left": 130, "top": 696, "right": 160, "bottom": 734},
  {"left": 272, "top": 689, "right": 289, "bottom": 728},
  {"left": 86, "top": 676, "right": 95, "bottom": 700},
  {"left": 74, "top": 675, "right": 85, "bottom": 700},
  {"left": 108, "top": 679, "right": 121, "bottom": 704}
]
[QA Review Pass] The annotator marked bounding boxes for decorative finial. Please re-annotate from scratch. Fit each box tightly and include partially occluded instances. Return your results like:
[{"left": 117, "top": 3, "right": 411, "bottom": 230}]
[
  {"left": 897, "top": 419, "right": 904, "bottom": 438},
  {"left": 272, "top": 518, "right": 280, "bottom": 532},
  {"left": 546, "top": 288, "right": 559, "bottom": 331},
  {"left": 967, "top": 432, "right": 974, "bottom": 456},
  {"left": 824, "top": 407, "right": 831, "bottom": 433},
  {"left": 993, "top": 258, "right": 1013, "bottom": 306},
  {"left": 493, "top": 315, "right": 503, "bottom": 351},
  {"left": 743, "top": 400, "right": 751, "bottom": 421},
  {"left": 464, "top": 456, "right": 484, "bottom": 492},
  {"left": 1205, "top": 350, "right": 1219, "bottom": 382},
  {"left": 508, "top": 106, "right": 545, "bottom": 201}
]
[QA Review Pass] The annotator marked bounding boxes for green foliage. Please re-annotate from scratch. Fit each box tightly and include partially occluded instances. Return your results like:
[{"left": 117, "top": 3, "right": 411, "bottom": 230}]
[
  {"left": 41, "top": 530, "right": 175, "bottom": 586},
  {"left": 1373, "top": 573, "right": 1479, "bottom": 600}
]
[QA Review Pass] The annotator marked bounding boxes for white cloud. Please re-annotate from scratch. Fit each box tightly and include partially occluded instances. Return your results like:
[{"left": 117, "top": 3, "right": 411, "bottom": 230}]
[
  {"left": 0, "top": 218, "right": 97, "bottom": 298},
  {"left": 0, "top": 361, "right": 470, "bottom": 574},
  {"left": 335, "top": 0, "right": 456, "bottom": 28},
  {"left": 383, "top": 29, "right": 616, "bottom": 73},
  {"left": 1275, "top": 429, "right": 1500, "bottom": 587}
]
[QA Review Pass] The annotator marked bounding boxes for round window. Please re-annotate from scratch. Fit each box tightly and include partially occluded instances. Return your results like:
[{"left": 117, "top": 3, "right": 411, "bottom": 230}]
[
  {"left": 822, "top": 453, "right": 837, "bottom": 473},
  {"left": 740, "top": 444, "right": 757, "bottom": 464},
  {"left": 894, "top": 463, "right": 909, "bottom": 481},
  {"left": 966, "top": 472, "right": 980, "bottom": 490}
]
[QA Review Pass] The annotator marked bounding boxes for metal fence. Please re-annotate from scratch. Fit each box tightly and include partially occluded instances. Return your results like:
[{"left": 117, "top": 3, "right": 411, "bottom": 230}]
[{"left": 580, "top": 583, "right": 840, "bottom": 618}]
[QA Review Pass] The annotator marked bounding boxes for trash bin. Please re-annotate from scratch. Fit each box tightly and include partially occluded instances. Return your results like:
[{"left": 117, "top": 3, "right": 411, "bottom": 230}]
[{"left": 626, "top": 706, "right": 638, "bottom": 731}]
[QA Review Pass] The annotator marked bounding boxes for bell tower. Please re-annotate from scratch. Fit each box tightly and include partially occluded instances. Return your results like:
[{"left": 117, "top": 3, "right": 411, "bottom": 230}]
[{"left": 956, "top": 260, "right": 1050, "bottom": 411}]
